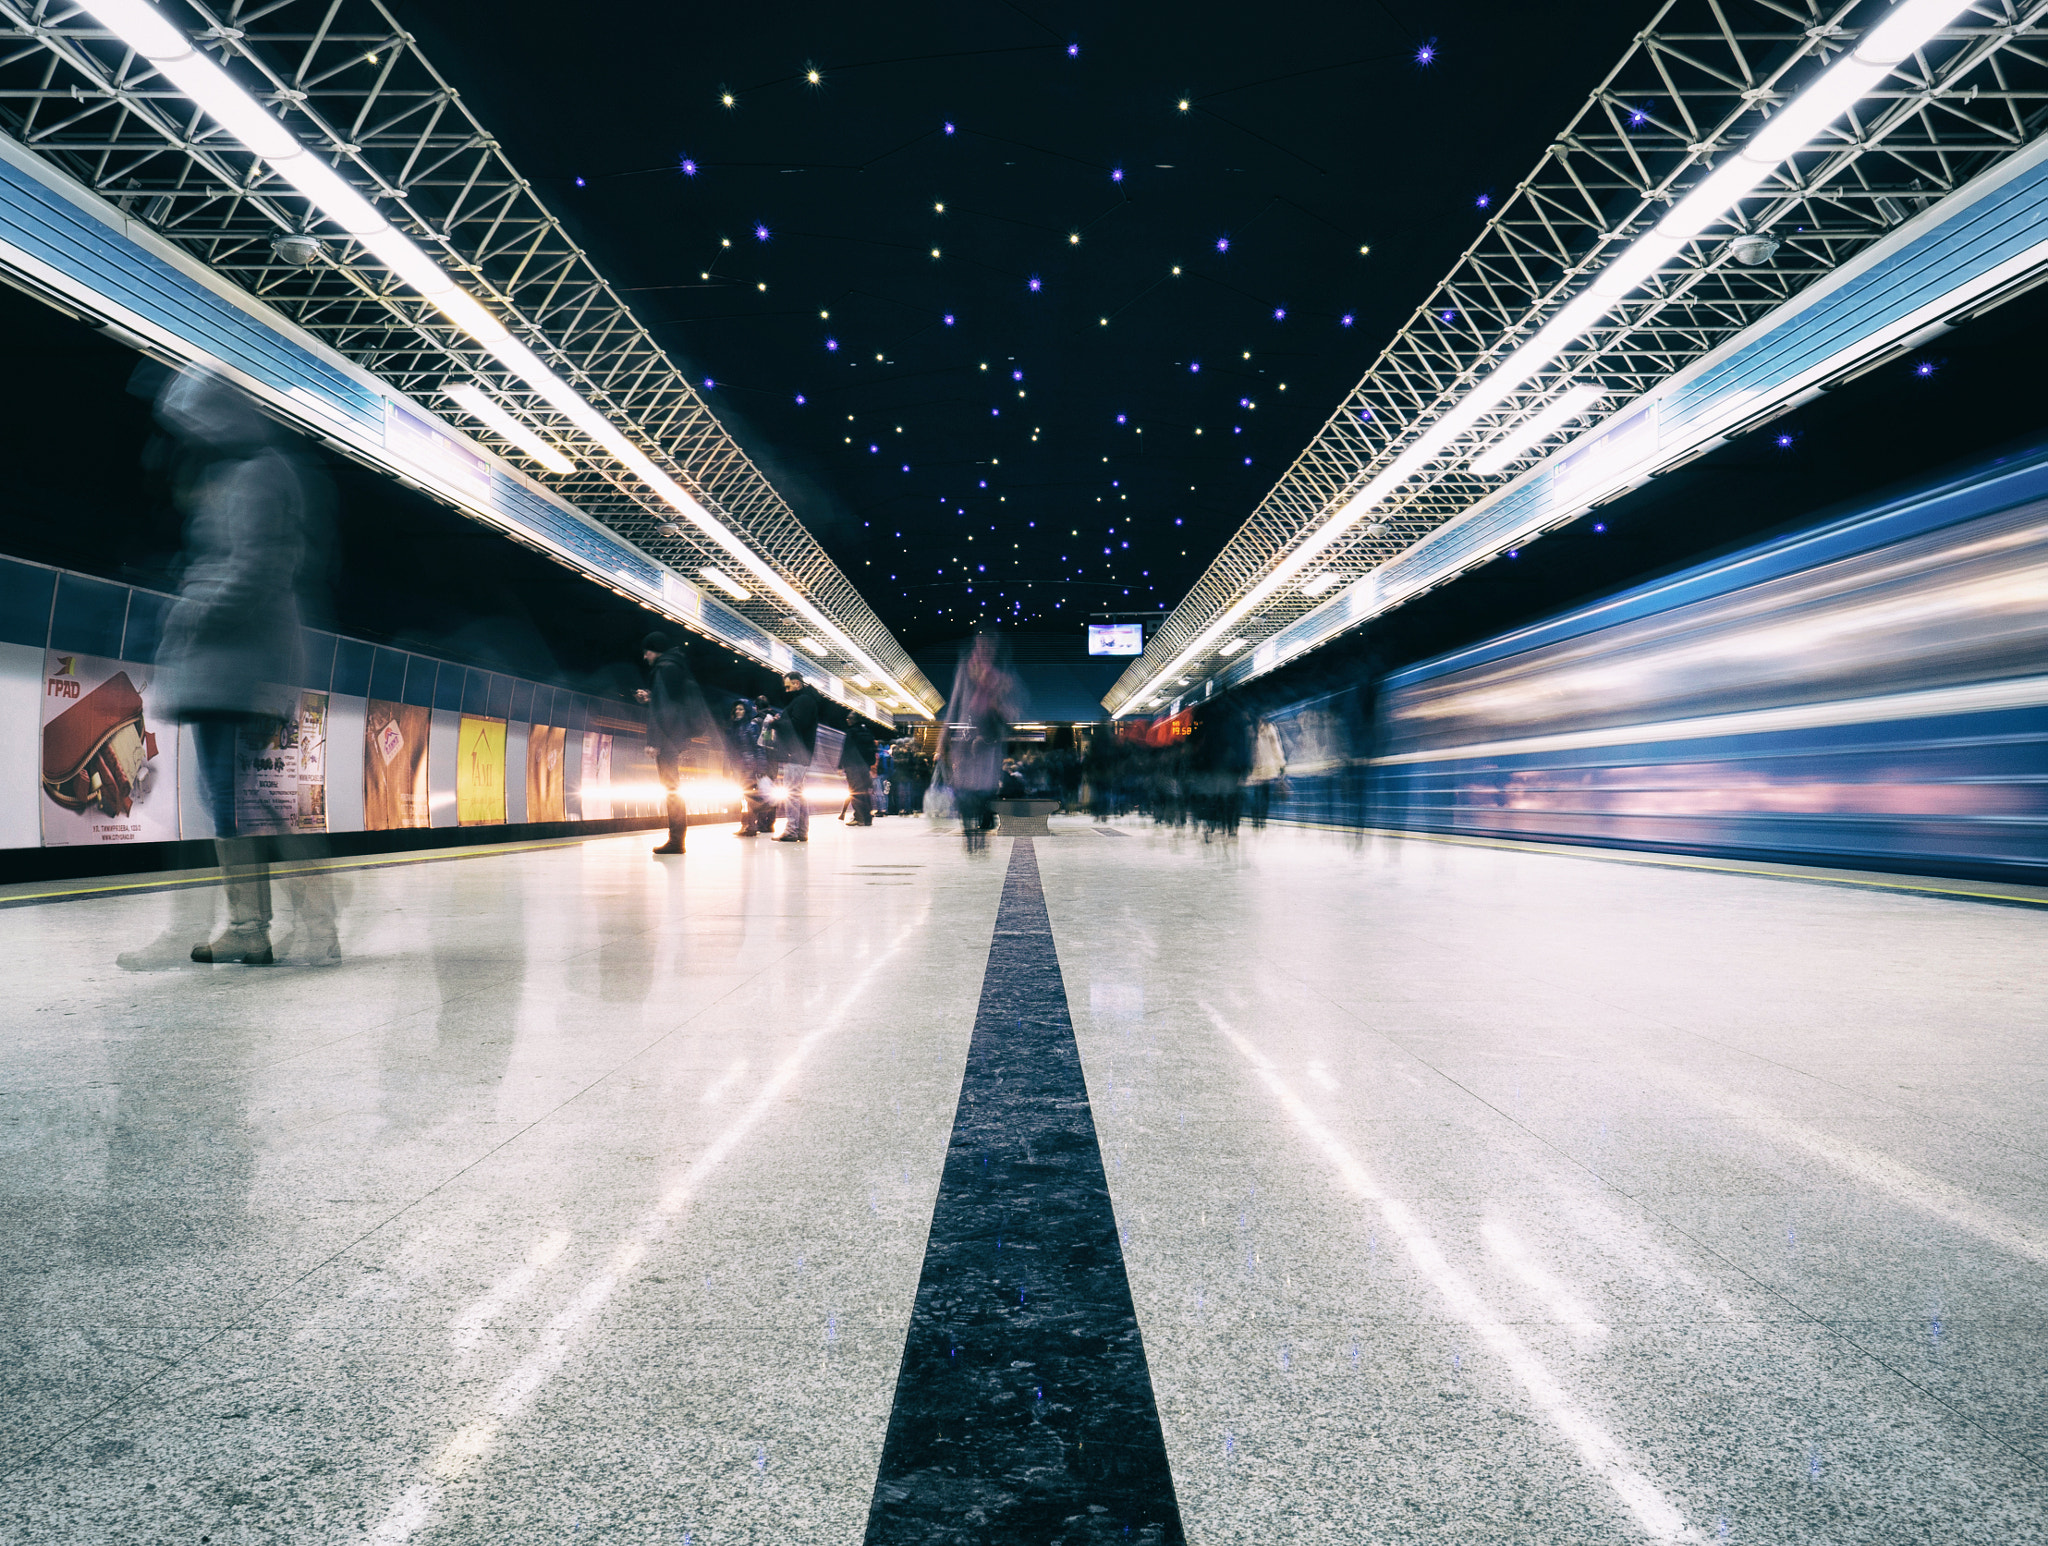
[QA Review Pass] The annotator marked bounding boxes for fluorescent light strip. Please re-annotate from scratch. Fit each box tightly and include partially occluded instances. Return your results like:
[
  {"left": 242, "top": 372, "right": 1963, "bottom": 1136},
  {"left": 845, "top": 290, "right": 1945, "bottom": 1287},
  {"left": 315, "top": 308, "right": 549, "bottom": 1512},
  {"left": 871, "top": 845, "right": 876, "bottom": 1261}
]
[
  {"left": 1300, "top": 571, "right": 1340, "bottom": 597},
  {"left": 443, "top": 382, "right": 574, "bottom": 476},
  {"left": 1121, "top": 0, "right": 1973, "bottom": 711},
  {"left": 81, "top": 0, "right": 930, "bottom": 718},
  {"left": 1467, "top": 384, "right": 1605, "bottom": 478},
  {"left": 699, "top": 565, "right": 751, "bottom": 600}
]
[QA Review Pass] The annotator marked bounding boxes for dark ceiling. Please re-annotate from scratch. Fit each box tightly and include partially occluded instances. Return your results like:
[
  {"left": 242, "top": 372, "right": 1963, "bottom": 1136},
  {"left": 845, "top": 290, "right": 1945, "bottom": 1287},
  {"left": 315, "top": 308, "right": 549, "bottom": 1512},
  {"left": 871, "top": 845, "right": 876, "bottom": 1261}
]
[{"left": 399, "top": 0, "right": 1654, "bottom": 652}]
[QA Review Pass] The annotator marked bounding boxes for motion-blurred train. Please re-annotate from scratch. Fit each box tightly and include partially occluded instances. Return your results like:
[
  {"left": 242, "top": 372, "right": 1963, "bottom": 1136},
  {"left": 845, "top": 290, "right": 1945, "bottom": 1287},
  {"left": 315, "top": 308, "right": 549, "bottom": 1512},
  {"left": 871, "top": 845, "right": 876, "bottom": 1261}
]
[{"left": 1262, "top": 440, "right": 2048, "bottom": 882}]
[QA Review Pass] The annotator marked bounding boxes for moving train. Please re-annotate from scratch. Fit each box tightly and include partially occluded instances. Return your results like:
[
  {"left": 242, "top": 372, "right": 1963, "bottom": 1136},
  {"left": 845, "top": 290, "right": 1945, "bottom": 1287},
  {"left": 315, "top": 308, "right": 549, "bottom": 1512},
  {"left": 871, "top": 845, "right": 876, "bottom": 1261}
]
[{"left": 1264, "top": 440, "right": 2048, "bottom": 882}]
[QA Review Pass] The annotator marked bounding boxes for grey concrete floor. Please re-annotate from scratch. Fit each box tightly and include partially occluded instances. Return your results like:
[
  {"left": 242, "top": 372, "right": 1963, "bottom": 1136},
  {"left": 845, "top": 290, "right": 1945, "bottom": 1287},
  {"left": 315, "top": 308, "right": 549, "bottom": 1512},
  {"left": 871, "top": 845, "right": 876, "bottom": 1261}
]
[{"left": 1, "top": 815, "right": 2043, "bottom": 1543}]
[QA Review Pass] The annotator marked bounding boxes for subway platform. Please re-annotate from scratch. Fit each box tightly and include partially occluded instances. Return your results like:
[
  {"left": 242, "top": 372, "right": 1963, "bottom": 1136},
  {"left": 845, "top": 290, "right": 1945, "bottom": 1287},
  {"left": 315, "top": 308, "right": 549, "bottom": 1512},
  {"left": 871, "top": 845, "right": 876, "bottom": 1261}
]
[{"left": 2, "top": 817, "right": 2044, "bottom": 1543}]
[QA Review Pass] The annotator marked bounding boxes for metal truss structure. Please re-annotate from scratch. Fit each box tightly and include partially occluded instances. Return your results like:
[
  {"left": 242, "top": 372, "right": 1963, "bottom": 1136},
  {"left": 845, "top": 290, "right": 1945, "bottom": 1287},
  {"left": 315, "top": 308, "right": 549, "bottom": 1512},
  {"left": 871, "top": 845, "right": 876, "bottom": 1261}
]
[
  {"left": 0, "top": 0, "right": 941, "bottom": 713},
  {"left": 1106, "top": 0, "right": 2048, "bottom": 715}
]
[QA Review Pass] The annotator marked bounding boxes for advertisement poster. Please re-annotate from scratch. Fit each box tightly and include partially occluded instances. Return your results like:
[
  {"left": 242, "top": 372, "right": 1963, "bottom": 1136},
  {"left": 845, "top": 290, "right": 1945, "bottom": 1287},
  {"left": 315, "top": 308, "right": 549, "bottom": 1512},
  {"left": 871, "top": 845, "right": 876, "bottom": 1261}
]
[
  {"left": 456, "top": 715, "right": 507, "bottom": 825},
  {"left": 296, "top": 692, "right": 328, "bottom": 831},
  {"left": 526, "top": 724, "right": 566, "bottom": 823},
  {"left": 579, "top": 731, "right": 613, "bottom": 820},
  {"left": 364, "top": 699, "right": 431, "bottom": 830},
  {"left": 39, "top": 651, "right": 180, "bottom": 847},
  {"left": 233, "top": 692, "right": 330, "bottom": 835}
]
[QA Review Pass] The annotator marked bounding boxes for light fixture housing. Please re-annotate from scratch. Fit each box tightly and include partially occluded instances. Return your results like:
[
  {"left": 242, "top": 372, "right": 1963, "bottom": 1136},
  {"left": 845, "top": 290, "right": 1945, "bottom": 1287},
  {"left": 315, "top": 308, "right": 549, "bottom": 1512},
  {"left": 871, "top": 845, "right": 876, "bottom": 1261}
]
[
  {"left": 1300, "top": 571, "right": 1340, "bottom": 597},
  {"left": 1467, "top": 385, "right": 1606, "bottom": 478},
  {"left": 443, "top": 382, "right": 575, "bottom": 476},
  {"left": 699, "top": 566, "right": 752, "bottom": 600}
]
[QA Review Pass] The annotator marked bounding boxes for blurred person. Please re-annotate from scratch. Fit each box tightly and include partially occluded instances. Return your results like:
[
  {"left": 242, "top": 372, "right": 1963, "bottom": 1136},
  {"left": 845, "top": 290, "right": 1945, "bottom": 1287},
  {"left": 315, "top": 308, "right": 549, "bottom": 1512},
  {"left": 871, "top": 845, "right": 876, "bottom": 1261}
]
[
  {"left": 726, "top": 697, "right": 770, "bottom": 836},
  {"left": 633, "top": 632, "right": 710, "bottom": 857},
  {"left": 147, "top": 367, "right": 337, "bottom": 967},
  {"left": 1188, "top": 697, "right": 1256, "bottom": 839},
  {"left": 874, "top": 737, "right": 896, "bottom": 815},
  {"left": 1247, "top": 715, "right": 1286, "bottom": 827},
  {"left": 937, "top": 632, "right": 1019, "bottom": 851},
  {"left": 840, "top": 716, "right": 878, "bottom": 826},
  {"left": 763, "top": 671, "right": 820, "bottom": 842}
]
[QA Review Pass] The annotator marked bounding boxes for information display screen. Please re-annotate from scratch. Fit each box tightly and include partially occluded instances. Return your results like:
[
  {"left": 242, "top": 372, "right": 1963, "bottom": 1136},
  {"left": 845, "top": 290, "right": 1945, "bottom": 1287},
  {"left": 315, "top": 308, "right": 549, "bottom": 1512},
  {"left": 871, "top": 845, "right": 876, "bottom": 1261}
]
[{"left": 1088, "top": 623, "right": 1143, "bottom": 656}]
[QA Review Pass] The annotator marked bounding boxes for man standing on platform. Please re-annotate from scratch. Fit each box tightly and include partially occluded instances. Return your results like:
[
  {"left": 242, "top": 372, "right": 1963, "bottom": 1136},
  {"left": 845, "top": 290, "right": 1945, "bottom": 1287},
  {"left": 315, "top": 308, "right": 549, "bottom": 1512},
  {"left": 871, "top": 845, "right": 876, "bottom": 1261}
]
[
  {"left": 765, "top": 670, "right": 820, "bottom": 843},
  {"left": 840, "top": 717, "right": 878, "bottom": 826},
  {"left": 637, "top": 631, "right": 706, "bottom": 857}
]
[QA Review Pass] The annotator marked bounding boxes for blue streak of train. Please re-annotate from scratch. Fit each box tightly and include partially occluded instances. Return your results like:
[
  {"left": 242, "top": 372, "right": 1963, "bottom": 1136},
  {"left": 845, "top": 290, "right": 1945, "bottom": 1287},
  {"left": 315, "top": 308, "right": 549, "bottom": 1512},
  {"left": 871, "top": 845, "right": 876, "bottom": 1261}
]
[{"left": 1262, "top": 441, "right": 2048, "bottom": 881}]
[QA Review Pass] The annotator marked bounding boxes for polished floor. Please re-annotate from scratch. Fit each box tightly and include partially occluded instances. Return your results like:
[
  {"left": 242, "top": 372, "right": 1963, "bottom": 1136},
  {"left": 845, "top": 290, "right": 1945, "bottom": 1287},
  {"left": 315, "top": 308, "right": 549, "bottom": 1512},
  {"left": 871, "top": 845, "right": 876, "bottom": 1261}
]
[{"left": 2, "top": 816, "right": 2044, "bottom": 1542}]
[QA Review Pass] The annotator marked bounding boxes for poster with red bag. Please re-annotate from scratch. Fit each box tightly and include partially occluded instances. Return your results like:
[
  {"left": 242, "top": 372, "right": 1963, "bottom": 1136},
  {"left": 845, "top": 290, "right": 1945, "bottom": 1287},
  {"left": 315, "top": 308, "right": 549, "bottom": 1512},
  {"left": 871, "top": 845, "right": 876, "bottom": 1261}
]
[{"left": 39, "top": 651, "right": 182, "bottom": 847}]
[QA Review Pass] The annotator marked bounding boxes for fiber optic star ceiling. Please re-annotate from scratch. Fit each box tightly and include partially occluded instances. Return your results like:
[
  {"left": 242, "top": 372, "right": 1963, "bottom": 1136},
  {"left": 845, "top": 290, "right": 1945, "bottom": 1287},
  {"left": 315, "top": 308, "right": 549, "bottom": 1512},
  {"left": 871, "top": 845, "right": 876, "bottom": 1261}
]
[{"left": 399, "top": 0, "right": 1651, "bottom": 649}]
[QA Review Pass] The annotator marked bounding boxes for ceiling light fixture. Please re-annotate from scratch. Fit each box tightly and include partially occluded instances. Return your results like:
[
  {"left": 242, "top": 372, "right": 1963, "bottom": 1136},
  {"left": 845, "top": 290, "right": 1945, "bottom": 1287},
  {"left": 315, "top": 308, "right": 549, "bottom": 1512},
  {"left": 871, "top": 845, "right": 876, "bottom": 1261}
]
[
  {"left": 699, "top": 566, "right": 751, "bottom": 600},
  {"left": 443, "top": 382, "right": 575, "bottom": 476},
  {"left": 1121, "top": 0, "right": 1973, "bottom": 709},
  {"left": 1299, "top": 571, "right": 1340, "bottom": 597},
  {"left": 1467, "top": 385, "right": 1606, "bottom": 478},
  {"left": 76, "top": 0, "right": 929, "bottom": 717}
]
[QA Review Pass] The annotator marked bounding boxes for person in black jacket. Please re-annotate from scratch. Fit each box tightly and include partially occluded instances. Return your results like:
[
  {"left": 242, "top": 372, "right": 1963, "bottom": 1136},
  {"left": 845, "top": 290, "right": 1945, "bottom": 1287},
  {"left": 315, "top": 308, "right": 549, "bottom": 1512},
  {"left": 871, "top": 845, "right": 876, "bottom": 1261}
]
[
  {"left": 765, "top": 671, "right": 820, "bottom": 842},
  {"left": 636, "top": 631, "right": 707, "bottom": 856},
  {"left": 726, "top": 698, "right": 770, "bottom": 836},
  {"left": 840, "top": 718, "right": 878, "bottom": 826}
]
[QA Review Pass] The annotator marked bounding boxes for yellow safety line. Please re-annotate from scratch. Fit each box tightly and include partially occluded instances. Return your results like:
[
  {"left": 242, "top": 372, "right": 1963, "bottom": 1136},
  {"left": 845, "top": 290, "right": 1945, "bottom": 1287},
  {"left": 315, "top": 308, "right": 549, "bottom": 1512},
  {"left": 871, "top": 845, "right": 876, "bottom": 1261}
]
[
  {"left": 1268, "top": 819, "right": 2048, "bottom": 908},
  {"left": 0, "top": 832, "right": 644, "bottom": 906}
]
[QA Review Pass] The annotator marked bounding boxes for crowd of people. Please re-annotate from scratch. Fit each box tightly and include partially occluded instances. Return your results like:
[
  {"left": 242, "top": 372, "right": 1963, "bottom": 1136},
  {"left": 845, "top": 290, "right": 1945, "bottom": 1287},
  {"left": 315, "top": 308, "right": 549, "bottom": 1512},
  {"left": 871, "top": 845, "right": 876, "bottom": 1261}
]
[{"left": 633, "top": 624, "right": 1369, "bottom": 856}]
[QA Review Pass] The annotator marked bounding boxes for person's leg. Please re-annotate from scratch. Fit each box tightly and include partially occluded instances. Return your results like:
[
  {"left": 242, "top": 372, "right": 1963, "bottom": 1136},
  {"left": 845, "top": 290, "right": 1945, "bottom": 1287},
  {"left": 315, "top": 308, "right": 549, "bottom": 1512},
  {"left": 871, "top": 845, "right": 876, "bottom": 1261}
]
[
  {"left": 781, "top": 766, "right": 809, "bottom": 840},
  {"left": 193, "top": 717, "right": 274, "bottom": 964},
  {"left": 854, "top": 789, "right": 873, "bottom": 826},
  {"left": 736, "top": 761, "right": 760, "bottom": 834},
  {"left": 654, "top": 749, "right": 686, "bottom": 854}
]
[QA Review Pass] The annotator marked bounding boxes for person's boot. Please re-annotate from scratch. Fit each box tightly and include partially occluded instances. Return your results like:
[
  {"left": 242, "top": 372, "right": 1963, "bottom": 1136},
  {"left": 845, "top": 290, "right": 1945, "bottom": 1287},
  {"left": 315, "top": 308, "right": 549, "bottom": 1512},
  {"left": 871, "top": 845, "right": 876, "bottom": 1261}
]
[
  {"left": 193, "top": 838, "right": 273, "bottom": 964},
  {"left": 653, "top": 797, "right": 687, "bottom": 856},
  {"left": 277, "top": 865, "right": 341, "bottom": 963}
]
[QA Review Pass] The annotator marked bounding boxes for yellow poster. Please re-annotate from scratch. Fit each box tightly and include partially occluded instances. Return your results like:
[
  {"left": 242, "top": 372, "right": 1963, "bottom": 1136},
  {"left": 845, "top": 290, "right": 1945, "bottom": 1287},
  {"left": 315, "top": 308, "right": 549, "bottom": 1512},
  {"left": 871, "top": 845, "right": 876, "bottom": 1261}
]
[
  {"left": 526, "top": 723, "right": 566, "bottom": 823},
  {"left": 457, "top": 715, "right": 507, "bottom": 825}
]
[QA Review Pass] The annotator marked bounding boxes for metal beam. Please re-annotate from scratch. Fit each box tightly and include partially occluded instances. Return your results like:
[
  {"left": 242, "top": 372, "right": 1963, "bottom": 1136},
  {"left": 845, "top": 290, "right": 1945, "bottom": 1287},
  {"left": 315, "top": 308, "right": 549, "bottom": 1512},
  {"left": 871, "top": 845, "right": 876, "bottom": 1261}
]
[{"left": 1107, "top": 0, "right": 2048, "bottom": 715}]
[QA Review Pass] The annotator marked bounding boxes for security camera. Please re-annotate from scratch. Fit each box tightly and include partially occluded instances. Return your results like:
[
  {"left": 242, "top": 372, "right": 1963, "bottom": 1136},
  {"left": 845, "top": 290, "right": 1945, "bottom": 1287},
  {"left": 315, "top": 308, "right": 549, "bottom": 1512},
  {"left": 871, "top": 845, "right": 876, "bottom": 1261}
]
[
  {"left": 269, "top": 234, "right": 327, "bottom": 266},
  {"left": 1727, "top": 234, "right": 1780, "bottom": 267}
]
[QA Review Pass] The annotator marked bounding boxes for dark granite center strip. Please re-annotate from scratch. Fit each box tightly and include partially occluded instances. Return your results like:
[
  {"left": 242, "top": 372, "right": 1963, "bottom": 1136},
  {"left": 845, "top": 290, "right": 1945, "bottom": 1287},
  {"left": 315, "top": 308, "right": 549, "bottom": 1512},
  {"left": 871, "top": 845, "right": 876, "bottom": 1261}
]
[{"left": 865, "top": 839, "right": 1184, "bottom": 1546}]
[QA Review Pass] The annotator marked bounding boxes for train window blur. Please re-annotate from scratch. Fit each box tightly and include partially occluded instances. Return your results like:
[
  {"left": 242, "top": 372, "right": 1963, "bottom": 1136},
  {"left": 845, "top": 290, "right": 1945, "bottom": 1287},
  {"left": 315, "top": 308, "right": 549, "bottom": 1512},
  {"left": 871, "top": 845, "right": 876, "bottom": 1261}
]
[
  {"left": 1255, "top": 445, "right": 2048, "bottom": 881},
  {"left": 1381, "top": 502, "right": 2048, "bottom": 756}
]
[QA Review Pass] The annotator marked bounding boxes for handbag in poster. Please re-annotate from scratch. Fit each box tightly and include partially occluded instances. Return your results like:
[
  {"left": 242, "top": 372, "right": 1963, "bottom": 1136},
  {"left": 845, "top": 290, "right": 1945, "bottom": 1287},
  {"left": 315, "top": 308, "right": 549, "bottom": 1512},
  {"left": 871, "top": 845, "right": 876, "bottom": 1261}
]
[
  {"left": 39, "top": 651, "right": 180, "bottom": 847},
  {"left": 364, "top": 699, "right": 431, "bottom": 830}
]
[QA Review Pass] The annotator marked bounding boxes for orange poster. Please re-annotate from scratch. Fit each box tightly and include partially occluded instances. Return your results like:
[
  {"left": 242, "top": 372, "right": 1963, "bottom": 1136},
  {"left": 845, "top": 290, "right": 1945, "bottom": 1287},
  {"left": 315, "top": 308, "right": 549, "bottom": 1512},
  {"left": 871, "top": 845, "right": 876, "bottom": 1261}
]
[
  {"left": 526, "top": 724, "right": 566, "bottom": 823},
  {"left": 364, "top": 700, "right": 431, "bottom": 830}
]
